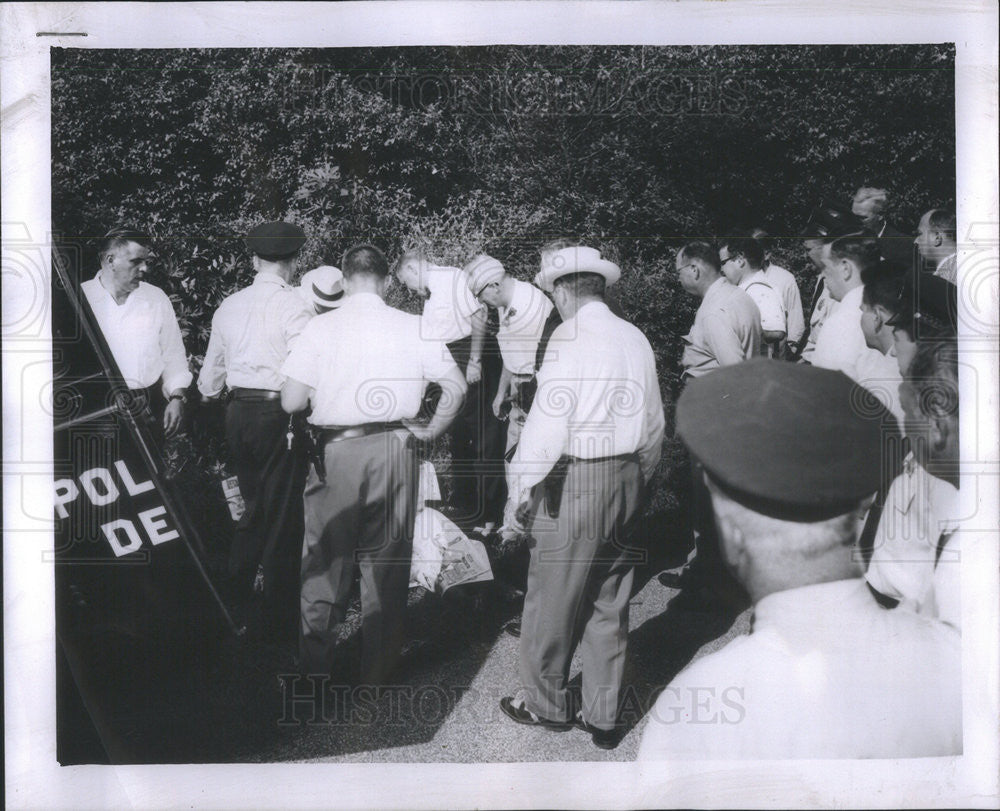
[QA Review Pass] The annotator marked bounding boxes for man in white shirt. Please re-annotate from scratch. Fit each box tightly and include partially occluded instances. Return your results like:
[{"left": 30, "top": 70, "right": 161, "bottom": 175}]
[
  {"left": 856, "top": 261, "right": 910, "bottom": 424},
  {"left": 283, "top": 245, "right": 466, "bottom": 683},
  {"left": 717, "top": 234, "right": 786, "bottom": 355},
  {"left": 812, "top": 235, "right": 890, "bottom": 385},
  {"left": 638, "top": 360, "right": 961, "bottom": 760},
  {"left": 914, "top": 208, "right": 958, "bottom": 284},
  {"left": 81, "top": 227, "right": 192, "bottom": 438},
  {"left": 464, "top": 254, "right": 553, "bottom": 459},
  {"left": 395, "top": 249, "right": 505, "bottom": 528},
  {"left": 795, "top": 199, "right": 865, "bottom": 363},
  {"left": 867, "top": 339, "right": 961, "bottom": 627},
  {"left": 752, "top": 228, "right": 806, "bottom": 354},
  {"left": 197, "top": 221, "right": 314, "bottom": 644},
  {"left": 499, "top": 246, "right": 664, "bottom": 750}
]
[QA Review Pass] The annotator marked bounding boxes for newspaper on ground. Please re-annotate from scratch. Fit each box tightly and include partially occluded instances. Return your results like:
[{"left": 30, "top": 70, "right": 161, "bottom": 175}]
[{"left": 410, "top": 461, "right": 494, "bottom": 593}]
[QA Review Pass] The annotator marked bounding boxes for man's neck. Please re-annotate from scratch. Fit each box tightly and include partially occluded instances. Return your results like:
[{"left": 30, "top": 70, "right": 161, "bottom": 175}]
[
  {"left": 698, "top": 274, "right": 723, "bottom": 298},
  {"left": 98, "top": 269, "right": 132, "bottom": 305},
  {"left": 257, "top": 264, "right": 293, "bottom": 284}
]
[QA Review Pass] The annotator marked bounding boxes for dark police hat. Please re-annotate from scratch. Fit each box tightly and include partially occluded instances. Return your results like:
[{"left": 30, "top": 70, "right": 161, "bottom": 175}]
[
  {"left": 885, "top": 273, "right": 958, "bottom": 339},
  {"left": 677, "top": 359, "right": 888, "bottom": 521},
  {"left": 799, "top": 196, "right": 865, "bottom": 241},
  {"left": 245, "top": 221, "right": 306, "bottom": 260}
]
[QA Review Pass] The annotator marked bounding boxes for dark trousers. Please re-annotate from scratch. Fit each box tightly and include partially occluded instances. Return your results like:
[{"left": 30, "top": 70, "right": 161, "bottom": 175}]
[
  {"left": 225, "top": 398, "right": 307, "bottom": 641},
  {"left": 441, "top": 335, "right": 507, "bottom": 525},
  {"left": 519, "top": 455, "right": 643, "bottom": 730},
  {"left": 299, "top": 429, "right": 418, "bottom": 684}
]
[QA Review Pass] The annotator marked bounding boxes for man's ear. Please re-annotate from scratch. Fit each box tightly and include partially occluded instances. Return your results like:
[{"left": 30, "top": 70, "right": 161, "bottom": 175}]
[
  {"left": 873, "top": 304, "right": 892, "bottom": 331},
  {"left": 932, "top": 229, "right": 944, "bottom": 248},
  {"left": 839, "top": 257, "right": 854, "bottom": 282},
  {"left": 931, "top": 413, "right": 952, "bottom": 454}
]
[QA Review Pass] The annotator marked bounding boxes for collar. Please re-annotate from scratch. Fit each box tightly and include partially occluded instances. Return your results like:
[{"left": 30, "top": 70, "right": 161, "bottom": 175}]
[
  {"left": 253, "top": 272, "right": 292, "bottom": 289},
  {"left": 702, "top": 276, "right": 729, "bottom": 301},
  {"left": 753, "top": 579, "right": 870, "bottom": 633},
  {"left": 937, "top": 252, "right": 957, "bottom": 270},
  {"left": 838, "top": 283, "right": 864, "bottom": 307},
  {"left": 95, "top": 269, "right": 134, "bottom": 303},
  {"left": 340, "top": 291, "right": 386, "bottom": 309}
]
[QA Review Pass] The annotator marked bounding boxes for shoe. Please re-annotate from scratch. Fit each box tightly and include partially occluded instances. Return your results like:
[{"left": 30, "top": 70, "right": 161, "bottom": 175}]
[
  {"left": 504, "top": 618, "right": 522, "bottom": 638},
  {"left": 499, "top": 696, "right": 572, "bottom": 731},
  {"left": 658, "top": 567, "right": 699, "bottom": 590},
  {"left": 573, "top": 713, "right": 622, "bottom": 750}
]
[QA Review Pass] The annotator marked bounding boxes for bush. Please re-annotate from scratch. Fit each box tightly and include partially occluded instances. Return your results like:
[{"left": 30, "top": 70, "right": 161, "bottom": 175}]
[{"left": 52, "top": 44, "right": 955, "bottom": 532}]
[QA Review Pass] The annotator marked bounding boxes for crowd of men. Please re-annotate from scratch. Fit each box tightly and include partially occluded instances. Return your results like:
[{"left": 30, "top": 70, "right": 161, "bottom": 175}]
[{"left": 81, "top": 181, "right": 962, "bottom": 756}]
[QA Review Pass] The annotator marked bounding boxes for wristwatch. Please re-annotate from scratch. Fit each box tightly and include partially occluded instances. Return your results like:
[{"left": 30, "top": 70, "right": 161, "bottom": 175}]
[{"left": 169, "top": 392, "right": 188, "bottom": 404}]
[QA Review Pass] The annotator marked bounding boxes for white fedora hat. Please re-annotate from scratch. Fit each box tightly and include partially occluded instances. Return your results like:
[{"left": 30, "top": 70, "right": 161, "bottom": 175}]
[
  {"left": 298, "top": 265, "right": 345, "bottom": 312},
  {"left": 535, "top": 246, "right": 620, "bottom": 293}
]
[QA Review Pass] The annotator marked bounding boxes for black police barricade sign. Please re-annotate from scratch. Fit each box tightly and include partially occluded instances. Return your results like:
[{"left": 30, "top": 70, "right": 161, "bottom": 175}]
[{"left": 51, "top": 247, "right": 237, "bottom": 763}]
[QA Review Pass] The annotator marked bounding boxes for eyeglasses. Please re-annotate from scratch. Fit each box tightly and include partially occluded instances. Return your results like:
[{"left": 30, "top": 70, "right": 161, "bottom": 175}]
[{"left": 676, "top": 263, "right": 698, "bottom": 275}]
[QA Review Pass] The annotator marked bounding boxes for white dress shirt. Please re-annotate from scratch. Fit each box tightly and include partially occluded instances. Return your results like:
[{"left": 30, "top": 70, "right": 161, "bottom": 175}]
[
  {"left": 738, "top": 270, "right": 786, "bottom": 335},
  {"left": 509, "top": 300, "right": 665, "bottom": 493},
  {"left": 763, "top": 263, "right": 806, "bottom": 344},
  {"left": 638, "top": 579, "right": 962, "bottom": 760},
  {"left": 282, "top": 292, "right": 458, "bottom": 426},
  {"left": 198, "top": 273, "right": 312, "bottom": 396},
  {"left": 934, "top": 253, "right": 957, "bottom": 285},
  {"left": 799, "top": 282, "right": 833, "bottom": 364},
  {"left": 811, "top": 285, "right": 886, "bottom": 382},
  {"left": 422, "top": 265, "right": 483, "bottom": 344},
  {"left": 496, "top": 279, "right": 554, "bottom": 375},
  {"left": 82, "top": 273, "right": 192, "bottom": 394},
  {"left": 866, "top": 453, "right": 960, "bottom": 614}
]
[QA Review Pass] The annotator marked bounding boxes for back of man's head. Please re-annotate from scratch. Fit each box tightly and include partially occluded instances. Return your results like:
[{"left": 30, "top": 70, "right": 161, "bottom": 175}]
[
  {"left": 830, "top": 233, "right": 882, "bottom": 275},
  {"left": 343, "top": 244, "right": 389, "bottom": 279},
  {"left": 860, "top": 260, "right": 908, "bottom": 312},
  {"left": 719, "top": 233, "right": 765, "bottom": 270},
  {"left": 552, "top": 271, "right": 606, "bottom": 300},
  {"left": 927, "top": 209, "right": 957, "bottom": 244},
  {"left": 679, "top": 241, "right": 721, "bottom": 273}
]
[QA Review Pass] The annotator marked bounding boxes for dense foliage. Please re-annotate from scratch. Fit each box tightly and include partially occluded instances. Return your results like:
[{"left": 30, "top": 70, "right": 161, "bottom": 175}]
[{"left": 51, "top": 45, "right": 955, "bottom": 526}]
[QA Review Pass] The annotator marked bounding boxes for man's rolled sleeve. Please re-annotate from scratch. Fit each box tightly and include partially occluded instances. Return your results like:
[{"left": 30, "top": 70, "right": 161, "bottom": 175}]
[
  {"left": 419, "top": 337, "right": 460, "bottom": 383},
  {"left": 197, "top": 315, "right": 227, "bottom": 398},
  {"left": 158, "top": 293, "right": 193, "bottom": 395},
  {"left": 639, "top": 359, "right": 665, "bottom": 483}
]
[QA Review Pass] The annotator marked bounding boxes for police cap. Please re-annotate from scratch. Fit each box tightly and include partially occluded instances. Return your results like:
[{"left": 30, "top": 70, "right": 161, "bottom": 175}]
[
  {"left": 245, "top": 221, "right": 306, "bottom": 260},
  {"left": 676, "top": 359, "right": 888, "bottom": 520},
  {"left": 799, "top": 196, "right": 865, "bottom": 241}
]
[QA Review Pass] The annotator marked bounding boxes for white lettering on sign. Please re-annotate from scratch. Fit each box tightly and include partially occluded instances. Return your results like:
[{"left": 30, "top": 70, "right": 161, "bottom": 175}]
[
  {"left": 53, "top": 479, "right": 79, "bottom": 519},
  {"left": 55, "top": 458, "right": 179, "bottom": 556},
  {"left": 101, "top": 518, "right": 144, "bottom": 557},
  {"left": 79, "top": 467, "right": 119, "bottom": 506},
  {"left": 138, "top": 506, "right": 179, "bottom": 545},
  {"left": 115, "top": 460, "right": 155, "bottom": 496}
]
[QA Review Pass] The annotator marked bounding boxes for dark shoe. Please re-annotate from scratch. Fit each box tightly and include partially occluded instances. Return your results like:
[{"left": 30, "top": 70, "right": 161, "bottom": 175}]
[
  {"left": 658, "top": 567, "right": 699, "bottom": 590},
  {"left": 573, "top": 713, "right": 622, "bottom": 750},
  {"left": 499, "top": 696, "right": 572, "bottom": 731},
  {"left": 503, "top": 618, "right": 522, "bottom": 638}
]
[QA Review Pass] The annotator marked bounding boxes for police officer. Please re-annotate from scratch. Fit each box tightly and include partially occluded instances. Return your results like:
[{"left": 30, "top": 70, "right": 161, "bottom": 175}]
[
  {"left": 282, "top": 244, "right": 467, "bottom": 684},
  {"left": 197, "top": 221, "right": 312, "bottom": 643},
  {"left": 499, "top": 246, "right": 665, "bottom": 750},
  {"left": 638, "top": 360, "right": 961, "bottom": 760}
]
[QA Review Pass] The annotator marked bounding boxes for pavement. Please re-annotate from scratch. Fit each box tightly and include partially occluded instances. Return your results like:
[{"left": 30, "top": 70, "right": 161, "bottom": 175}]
[{"left": 62, "top": 562, "right": 750, "bottom": 764}]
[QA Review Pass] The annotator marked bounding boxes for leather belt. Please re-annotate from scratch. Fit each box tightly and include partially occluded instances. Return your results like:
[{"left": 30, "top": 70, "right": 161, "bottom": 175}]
[
  {"left": 566, "top": 452, "right": 640, "bottom": 465},
  {"left": 316, "top": 421, "right": 406, "bottom": 444},
  {"left": 231, "top": 387, "right": 281, "bottom": 401}
]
